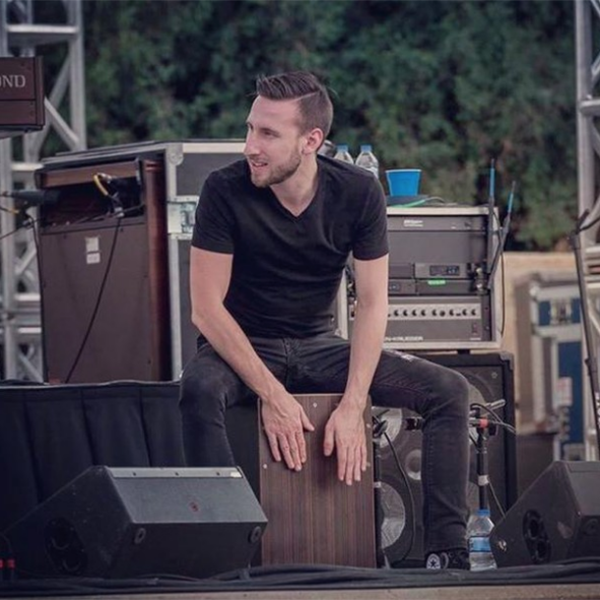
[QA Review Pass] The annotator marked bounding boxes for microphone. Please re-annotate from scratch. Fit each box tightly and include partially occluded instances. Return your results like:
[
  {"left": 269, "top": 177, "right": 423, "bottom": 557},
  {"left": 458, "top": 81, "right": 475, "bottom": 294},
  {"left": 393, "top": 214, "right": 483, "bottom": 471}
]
[
  {"left": 93, "top": 173, "right": 126, "bottom": 217},
  {"left": 402, "top": 399, "right": 508, "bottom": 432},
  {"left": 93, "top": 172, "right": 120, "bottom": 195},
  {"left": 485, "top": 399, "right": 506, "bottom": 411},
  {"left": 1, "top": 189, "right": 60, "bottom": 207},
  {"left": 96, "top": 172, "right": 117, "bottom": 185}
]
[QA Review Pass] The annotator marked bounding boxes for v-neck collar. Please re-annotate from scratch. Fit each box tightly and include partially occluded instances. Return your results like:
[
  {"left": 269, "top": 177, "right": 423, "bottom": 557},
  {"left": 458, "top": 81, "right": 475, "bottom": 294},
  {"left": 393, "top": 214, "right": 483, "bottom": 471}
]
[{"left": 267, "top": 168, "right": 323, "bottom": 221}]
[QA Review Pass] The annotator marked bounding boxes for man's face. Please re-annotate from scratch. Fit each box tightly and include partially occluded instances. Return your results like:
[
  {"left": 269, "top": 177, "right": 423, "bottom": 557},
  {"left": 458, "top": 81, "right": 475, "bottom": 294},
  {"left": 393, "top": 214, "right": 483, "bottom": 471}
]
[{"left": 244, "top": 96, "right": 306, "bottom": 188}]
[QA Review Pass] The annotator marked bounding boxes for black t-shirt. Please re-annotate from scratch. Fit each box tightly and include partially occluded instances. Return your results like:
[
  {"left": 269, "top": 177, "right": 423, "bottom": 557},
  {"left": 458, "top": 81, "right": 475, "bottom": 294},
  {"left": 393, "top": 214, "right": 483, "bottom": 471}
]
[{"left": 192, "top": 155, "right": 389, "bottom": 338}]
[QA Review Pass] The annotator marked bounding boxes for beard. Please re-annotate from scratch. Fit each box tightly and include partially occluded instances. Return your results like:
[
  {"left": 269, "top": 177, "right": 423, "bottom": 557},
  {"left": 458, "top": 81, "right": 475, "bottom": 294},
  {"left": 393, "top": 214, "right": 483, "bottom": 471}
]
[{"left": 249, "top": 150, "right": 302, "bottom": 188}]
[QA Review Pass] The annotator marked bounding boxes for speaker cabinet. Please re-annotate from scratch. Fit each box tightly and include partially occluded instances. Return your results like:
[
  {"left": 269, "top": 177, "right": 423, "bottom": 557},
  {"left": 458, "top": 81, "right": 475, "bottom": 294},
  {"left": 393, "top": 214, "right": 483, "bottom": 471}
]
[
  {"left": 36, "top": 140, "right": 245, "bottom": 383},
  {"left": 375, "top": 352, "right": 517, "bottom": 567},
  {"left": 490, "top": 461, "right": 600, "bottom": 567},
  {"left": 227, "top": 394, "right": 376, "bottom": 568},
  {"left": 38, "top": 158, "right": 171, "bottom": 383},
  {"left": 4, "top": 466, "right": 267, "bottom": 579}
]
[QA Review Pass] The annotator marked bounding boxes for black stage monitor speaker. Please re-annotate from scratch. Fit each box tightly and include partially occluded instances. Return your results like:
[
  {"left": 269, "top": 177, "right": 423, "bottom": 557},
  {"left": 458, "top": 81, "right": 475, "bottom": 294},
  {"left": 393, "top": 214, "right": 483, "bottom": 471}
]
[
  {"left": 4, "top": 466, "right": 267, "bottom": 579},
  {"left": 375, "top": 352, "right": 517, "bottom": 567},
  {"left": 490, "top": 461, "right": 600, "bottom": 567}
]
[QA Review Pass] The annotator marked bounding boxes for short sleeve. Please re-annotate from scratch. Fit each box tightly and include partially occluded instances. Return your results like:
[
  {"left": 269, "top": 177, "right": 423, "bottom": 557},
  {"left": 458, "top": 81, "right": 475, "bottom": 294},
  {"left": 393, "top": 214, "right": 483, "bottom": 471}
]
[
  {"left": 352, "top": 179, "right": 389, "bottom": 260},
  {"left": 191, "top": 173, "right": 235, "bottom": 254}
]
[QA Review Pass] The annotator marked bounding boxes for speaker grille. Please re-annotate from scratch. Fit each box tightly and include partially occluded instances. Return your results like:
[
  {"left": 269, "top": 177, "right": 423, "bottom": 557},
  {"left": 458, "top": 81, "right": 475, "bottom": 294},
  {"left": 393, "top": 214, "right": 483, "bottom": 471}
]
[
  {"left": 374, "top": 406, "right": 422, "bottom": 565},
  {"left": 374, "top": 352, "right": 517, "bottom": 567}
]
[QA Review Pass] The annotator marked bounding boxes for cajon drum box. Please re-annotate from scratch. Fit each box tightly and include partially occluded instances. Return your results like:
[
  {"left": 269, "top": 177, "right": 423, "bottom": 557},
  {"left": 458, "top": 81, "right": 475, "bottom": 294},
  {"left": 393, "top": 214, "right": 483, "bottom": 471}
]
[{"left": 228, "top": 393, "right": 376, "bottom": 567}]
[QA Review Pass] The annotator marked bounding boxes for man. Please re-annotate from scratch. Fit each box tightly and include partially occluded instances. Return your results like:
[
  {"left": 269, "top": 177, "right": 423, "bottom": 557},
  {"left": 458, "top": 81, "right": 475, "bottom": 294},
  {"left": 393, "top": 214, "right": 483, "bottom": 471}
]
[{"left": 179, "top": 71, "right": 470, "bottom": 570}]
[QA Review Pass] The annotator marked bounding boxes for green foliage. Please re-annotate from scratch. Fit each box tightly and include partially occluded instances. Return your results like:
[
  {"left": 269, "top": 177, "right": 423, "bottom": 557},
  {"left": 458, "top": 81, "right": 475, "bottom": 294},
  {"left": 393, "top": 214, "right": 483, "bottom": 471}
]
[{"left": 77, "top": 0, "right": 576, "bottom": 250}]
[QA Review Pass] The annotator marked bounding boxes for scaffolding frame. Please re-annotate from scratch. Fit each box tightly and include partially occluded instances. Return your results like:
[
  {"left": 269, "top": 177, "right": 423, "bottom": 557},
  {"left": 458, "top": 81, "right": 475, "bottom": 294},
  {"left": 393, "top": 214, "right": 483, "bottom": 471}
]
[
  {"left": 0, "top": 0, "right": 86, "bottom": 380},
  {"left": 576, "top": 0, "right": 600, "bottom": 459}
]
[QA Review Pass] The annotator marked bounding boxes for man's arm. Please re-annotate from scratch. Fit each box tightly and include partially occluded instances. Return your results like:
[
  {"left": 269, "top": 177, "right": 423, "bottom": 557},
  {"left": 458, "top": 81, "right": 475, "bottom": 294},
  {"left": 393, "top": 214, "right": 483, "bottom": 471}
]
[
  {"left": 189, "top": 246, "right": 314, "bottom": 470},
  {"left": 323, "top": 253, "right": 389, "bottom": 484}
]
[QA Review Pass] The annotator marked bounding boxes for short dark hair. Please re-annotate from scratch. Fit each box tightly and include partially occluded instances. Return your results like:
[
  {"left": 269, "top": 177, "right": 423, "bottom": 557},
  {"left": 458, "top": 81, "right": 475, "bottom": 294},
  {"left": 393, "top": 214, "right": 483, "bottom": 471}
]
[{"left": 255, "top": 71, "right": 333, "bottom": 139}]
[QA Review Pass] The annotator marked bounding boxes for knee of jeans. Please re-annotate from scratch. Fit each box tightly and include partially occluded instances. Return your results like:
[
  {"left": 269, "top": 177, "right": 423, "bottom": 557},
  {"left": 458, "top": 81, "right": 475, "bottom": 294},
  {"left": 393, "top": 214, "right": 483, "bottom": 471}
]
[
  {"left": 179, "top": 362, "right": 234, "bottom": 416},
  {"left": 432, "top": 368, "right": 470, "bottom": 420},
  {"left": 448, "top": 370, "right": 470, "bottom": 419}
]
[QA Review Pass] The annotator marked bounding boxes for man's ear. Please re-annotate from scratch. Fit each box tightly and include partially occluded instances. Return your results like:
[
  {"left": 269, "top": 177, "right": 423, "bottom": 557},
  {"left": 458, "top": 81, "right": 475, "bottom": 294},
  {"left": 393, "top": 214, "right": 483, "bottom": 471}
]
[{"left": 303, "top": 128, "right": 324, "bottom": 154}]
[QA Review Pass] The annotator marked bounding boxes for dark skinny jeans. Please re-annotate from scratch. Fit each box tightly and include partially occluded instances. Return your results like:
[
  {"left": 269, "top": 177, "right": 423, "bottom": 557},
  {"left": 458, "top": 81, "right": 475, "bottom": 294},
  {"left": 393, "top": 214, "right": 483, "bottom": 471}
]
[{"left": 179, "top": 332, "right": 470, "bottom": 554}]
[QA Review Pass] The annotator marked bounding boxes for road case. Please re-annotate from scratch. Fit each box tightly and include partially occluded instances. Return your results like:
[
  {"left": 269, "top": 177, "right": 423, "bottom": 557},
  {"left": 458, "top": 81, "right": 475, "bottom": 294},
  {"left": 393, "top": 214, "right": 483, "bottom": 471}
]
[
  {"left": 515, "top": 272, "right": 584, "bottom": 461},
  {"left": 36, "top": 140, "right": 244, "bottom": 382}
]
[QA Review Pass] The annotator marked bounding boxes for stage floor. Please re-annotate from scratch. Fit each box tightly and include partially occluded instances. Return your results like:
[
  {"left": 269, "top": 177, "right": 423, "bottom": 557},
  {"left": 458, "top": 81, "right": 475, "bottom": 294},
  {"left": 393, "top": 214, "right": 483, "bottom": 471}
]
[
  {"left": 3, "top": 562, "right": 600, "bottom": 600},
  {"left": 4, "top": 583, "right": 600, "bottom": 600}
]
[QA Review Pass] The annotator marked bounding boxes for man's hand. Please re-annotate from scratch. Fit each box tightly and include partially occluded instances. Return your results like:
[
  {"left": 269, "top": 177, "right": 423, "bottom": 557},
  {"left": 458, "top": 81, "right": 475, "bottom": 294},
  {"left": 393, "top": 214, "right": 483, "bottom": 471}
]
[
  {"left": 323, "top": 402, "right": 367, "bottom": 485},
  {"left": 261, "top": 393, "right": 315, "bottom": 471}
]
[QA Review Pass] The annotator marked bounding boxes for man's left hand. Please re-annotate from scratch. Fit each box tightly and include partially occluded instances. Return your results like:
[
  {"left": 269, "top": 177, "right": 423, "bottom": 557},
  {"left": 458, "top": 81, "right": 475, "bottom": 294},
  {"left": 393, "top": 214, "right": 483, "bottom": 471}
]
[{"left": 323, "top": 402, "right": 367, "bottom": 485}]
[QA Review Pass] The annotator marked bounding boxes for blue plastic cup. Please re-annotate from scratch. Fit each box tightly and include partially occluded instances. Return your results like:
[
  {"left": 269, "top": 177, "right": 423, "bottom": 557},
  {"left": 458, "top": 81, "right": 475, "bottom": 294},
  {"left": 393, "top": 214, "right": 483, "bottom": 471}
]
[{"left": 385, "top": 169, "right": 422, "bottom": 196}]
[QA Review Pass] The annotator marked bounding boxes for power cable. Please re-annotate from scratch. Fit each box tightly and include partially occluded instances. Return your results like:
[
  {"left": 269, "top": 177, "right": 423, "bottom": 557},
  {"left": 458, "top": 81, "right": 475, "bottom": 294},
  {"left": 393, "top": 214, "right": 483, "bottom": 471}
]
[{"left": 63, "top": 214, "right": 122, "bottom": 383}]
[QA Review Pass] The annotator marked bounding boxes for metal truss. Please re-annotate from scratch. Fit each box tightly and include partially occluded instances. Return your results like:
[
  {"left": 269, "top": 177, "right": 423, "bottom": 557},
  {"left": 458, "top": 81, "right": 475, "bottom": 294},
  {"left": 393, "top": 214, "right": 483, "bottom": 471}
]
[
  {"left": 0, "top": 0, "right": 86, "bottom": 381},
  {"left": 576, "top": 0, "right": 600, "bottom": 459}
]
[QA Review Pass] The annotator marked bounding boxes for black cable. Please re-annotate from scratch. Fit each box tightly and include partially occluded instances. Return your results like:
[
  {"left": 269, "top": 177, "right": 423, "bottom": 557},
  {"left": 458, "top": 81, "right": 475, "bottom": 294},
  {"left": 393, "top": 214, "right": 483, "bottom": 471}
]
[
  {"left": 490, "top": 210, "right": 506, "bottom": 337},
  {"left": 64, "top": 215, "right": 123, "bottom": 383},
  {"left": 469, "top": 401, "right": 505, "bottom": 423},
  {"left": 500, "top": 248, "right": 506, "bottom": 337},
  {"left": 29, "top": 216, "right": 41, "bottom": 256},
  {"left": 0, "top": 227, "right": 20, "bottom": 242},
  {"left": 30, "top": 212, "right": 50, "bottom": 382},
  {"left": 0, "top": 531, "right": 14, "bottom": 556},
  {"left": 3, "top": 558, "right": 600, "bottom": 595},
  {"left": 487, "top": 475, "right": 506, "bottom": 519},
  {"left": 469, "top": 401, "right": 517, "bottom": 434},
  {"left": 0, "top": 216, "right": 41, "bottom": 242},
  {"left": 0, "top": 203, "right": 18, "bottom": 214},
  {"left": 67, "top": 211, "right": 113, "bottom": 226},
  {"left": 0, "top": 211, "right": 39, "bottom": 240},
  {"left": 1, "top": 190, "right": 51, "bottom": 240},
  {"left": 487, "top": 181, "right": 515, "bottom": 285},
  {"left": 67, "top": 203, "right": 144, "bottom": 227},
  {"left": 383, "top": 429, "right": 416, "bottom": 565}
]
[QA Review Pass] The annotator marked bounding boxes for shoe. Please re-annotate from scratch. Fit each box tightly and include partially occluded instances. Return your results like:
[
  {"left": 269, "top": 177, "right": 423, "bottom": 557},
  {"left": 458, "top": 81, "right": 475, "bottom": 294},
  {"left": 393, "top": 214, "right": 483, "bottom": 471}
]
[{"left": 425, "top": 548, "right": 470, "bottom": 570}]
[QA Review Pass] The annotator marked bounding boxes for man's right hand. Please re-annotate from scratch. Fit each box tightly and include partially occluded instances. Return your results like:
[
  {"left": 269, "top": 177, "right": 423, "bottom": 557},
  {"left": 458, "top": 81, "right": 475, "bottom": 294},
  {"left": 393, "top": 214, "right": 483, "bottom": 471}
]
[{"left": 261, "top": 392, "right": 315, "bottom": 471}]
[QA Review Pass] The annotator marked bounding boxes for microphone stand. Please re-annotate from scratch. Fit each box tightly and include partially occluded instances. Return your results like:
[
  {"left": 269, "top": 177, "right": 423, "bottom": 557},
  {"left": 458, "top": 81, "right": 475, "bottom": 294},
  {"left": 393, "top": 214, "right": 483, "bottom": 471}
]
[
  {"left": 569, "top": 211, "right": 600, "bottom": 458},
  {"left": 470, "top": 407, "right": 498, "bottom": 511},
  {"left": 405, "top": 404, "right": 511, "bottom": 515}
]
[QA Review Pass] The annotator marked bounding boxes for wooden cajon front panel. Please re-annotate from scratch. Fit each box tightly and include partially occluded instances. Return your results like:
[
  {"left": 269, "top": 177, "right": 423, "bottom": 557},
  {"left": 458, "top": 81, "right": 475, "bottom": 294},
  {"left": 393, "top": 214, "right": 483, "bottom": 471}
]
[{"left": 257, "top": 393, "right": 376, "bottom": 567}]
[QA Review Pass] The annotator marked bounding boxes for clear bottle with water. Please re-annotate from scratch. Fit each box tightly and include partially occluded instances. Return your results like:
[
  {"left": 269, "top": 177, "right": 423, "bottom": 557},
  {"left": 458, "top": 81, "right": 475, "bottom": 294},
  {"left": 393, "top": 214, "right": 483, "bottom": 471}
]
[
  {"left": 467, "top": 508, "right": 497, "bottom": 571},
  {"left": 355, "top": 144, "right": 380, "bottom": 178},
  {"left": 334, "top": 143, "right": 354, "bottom": 164}
]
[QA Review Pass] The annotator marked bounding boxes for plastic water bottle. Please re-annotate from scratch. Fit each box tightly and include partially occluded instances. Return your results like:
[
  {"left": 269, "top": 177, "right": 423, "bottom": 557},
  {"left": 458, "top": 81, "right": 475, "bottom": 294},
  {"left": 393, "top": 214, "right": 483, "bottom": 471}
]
[
  {"left": 355, "top": 144, "right": 380, "bottom": 178},
  {"left": 467, "top": 508, "right": 497, "bottom": 571},
  {"left": 334, "top": 144, "right": 354, "bottom": 164}
]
